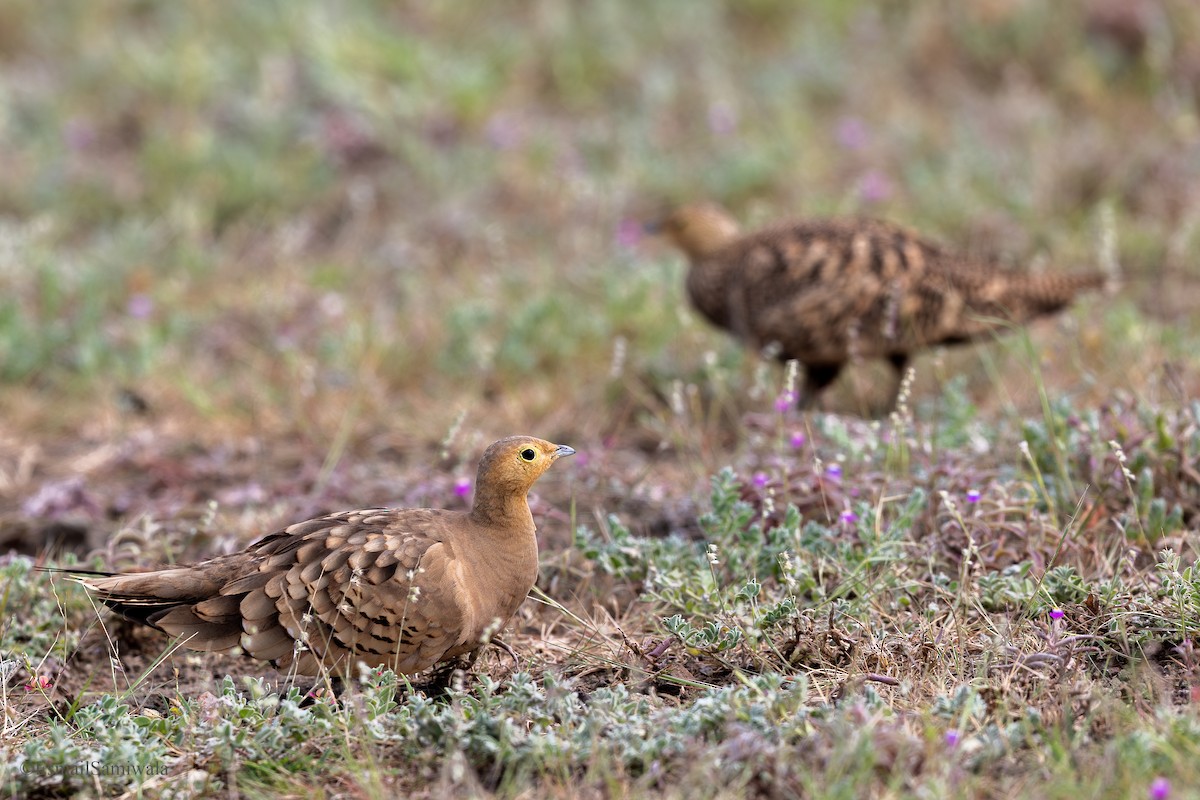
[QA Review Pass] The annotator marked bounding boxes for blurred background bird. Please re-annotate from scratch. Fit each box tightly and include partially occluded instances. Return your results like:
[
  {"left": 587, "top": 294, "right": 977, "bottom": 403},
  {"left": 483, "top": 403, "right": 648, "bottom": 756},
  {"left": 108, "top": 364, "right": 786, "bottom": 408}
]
[{"left": 649, "top": 202, "right": 1111, "bottom": 412}]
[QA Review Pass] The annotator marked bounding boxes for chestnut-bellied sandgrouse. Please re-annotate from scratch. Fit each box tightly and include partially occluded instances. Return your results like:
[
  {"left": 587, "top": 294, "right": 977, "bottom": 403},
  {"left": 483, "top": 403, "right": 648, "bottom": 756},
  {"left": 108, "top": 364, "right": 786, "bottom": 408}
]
[
  {"left": 64, "top": 436, "right": 574, "bottom": 677},
  {"left": 651, "top": 203, "right": 1108, "bottom": 409}
]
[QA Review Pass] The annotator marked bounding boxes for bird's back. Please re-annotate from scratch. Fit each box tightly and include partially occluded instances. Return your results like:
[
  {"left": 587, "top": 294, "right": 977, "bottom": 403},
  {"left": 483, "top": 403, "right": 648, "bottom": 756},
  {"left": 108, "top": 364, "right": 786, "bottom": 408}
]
[
  {"left": 688, "top": 215, "right": 1105, "bottom": 365},
  {"left": 79, "top": 506, "right": 539, "bottom": 676}
]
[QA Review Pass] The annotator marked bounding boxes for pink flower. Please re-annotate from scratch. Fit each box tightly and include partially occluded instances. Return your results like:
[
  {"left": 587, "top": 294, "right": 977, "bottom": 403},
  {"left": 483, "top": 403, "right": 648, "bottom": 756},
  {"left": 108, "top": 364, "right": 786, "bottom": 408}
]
[
  {"left": 24, "top": 675, "right": 51, "bottom": 692},
  {"left": 790, "top": 432, "right": 806, "bottom": 449},
  {"left": 616, "top": 219, "right": 643, "bottom": 249},
  {"left": 857, "top": 170, "right": 893, "bottom": 203},
  {"left": 836, "top": 116, "right": 869, "bottom": 151},
  {"left": 484, "top": 112, "right": 523, "bottom": 150},
  {"left": 707, "top": 102, "right": 738, "bottom": 136},
  {"left": 63, "top": 117, "right": 97, "bottom": 151},
  {"left": 825, "top": 464, "right": 842, "bottom": 479},
  {"left": 127, "top": 293, "right": 154, "bottom": 319},
  {"left": 1150, "top": 778, "right": 1170, "bottom": 800},
  {"left": 454, "top": 478, "right": 472, "bottom": 498},
  {"left": 966, "top": 489, "right": 981, "bottom": 503},
  {"left": 840, "top": 510, "right": 858, "bottom": 524},
  {"left": 944, "top": 729, "right": 960, "bottom": 748},
  {"left": 774, "top": 392, "right": 796, "bottom": 413},
  {"left": 1050, "top": 608, "right": 1065, "bottom": 620},
  {"left": 752, "top": 472, "right": 768, "bottom": 488}
]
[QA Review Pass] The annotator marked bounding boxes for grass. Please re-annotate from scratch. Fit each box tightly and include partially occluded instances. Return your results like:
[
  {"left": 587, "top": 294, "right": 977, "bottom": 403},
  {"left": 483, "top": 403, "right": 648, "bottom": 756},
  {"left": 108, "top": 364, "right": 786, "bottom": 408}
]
[{"left": 2, "top": 0, "right": 1200, "bottom": 797}]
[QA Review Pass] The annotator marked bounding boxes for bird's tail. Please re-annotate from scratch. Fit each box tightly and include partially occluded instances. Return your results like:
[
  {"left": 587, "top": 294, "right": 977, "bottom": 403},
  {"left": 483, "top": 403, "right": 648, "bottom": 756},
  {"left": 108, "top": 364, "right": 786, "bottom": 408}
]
[
  {"left": 47, "top": 563, "right": 255, "bottom": 653},
  {"left": 42, "top": 565, "right": 213, "bottom": 626},
  {"left": 1008, "top": 270, "right": 1111, "bottom": 318}
]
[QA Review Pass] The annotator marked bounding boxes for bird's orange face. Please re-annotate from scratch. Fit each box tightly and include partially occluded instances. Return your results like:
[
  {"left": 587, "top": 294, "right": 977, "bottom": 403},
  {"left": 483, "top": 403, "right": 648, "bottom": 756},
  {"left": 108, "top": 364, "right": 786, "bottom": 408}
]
[
  {"left": 477, "top": 436, "right": 575, "bottom": 493},
  {"left": 649, "top": 203, "right": 742, "bottom": 260}
]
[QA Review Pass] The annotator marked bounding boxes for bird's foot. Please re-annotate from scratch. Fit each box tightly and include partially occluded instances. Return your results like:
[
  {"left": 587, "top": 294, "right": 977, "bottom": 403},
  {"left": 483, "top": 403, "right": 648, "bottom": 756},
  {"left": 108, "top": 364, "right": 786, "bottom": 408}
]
[
  {"left": 489, "top": 637, "right": 521, "bottom": 671},
  {"left": 417, "top": 658, "right": 474, "bottom": 696}
]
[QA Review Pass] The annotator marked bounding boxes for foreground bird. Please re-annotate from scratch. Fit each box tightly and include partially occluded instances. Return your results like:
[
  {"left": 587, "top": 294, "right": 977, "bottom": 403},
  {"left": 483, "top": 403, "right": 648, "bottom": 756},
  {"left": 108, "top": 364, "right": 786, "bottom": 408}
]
[
  {"left": 651, "top": 203, "right": 1109, "bottom": 409},
  {"left": 64, "top": 436, "right": 574, "bottom": 677}
]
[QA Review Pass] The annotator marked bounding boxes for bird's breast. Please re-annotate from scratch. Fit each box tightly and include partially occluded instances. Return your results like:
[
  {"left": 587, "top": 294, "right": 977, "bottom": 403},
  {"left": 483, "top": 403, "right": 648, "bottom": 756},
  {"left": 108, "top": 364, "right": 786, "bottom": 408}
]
[
  {"left": 685, "top": 259, "right": 733, "bottom": 327},
  {"left": 454, "top": 531, "right": 539, "bottom": 642}
]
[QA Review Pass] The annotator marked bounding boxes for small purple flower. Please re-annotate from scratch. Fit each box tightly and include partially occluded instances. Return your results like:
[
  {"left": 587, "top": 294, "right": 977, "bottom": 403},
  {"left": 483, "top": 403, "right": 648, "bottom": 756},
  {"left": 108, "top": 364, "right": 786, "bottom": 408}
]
[
  {"left": 790, "top": 432, "right": 806, "bottom": 449},
  {"left": 22, "top": 476, "right": 98, "bottom": 518},
  {"left": 454, "top": 478, "right": 472, "bottom": 498},
  {"left": 752, "top": 472, "right": 768, "bottom": 488},
  {"left": 63, "top": 117, "right": 97, "bottom": 151},
  {"left": 839, "top": 509, "right": 858, "bottom": 524},
  {"left": 573, "top": 450, "right": 589, "bottom": 469},
  {"left": 707, "top": 102, "right": 738, "bottom": 136},
  {"left": 126, "top": 293, "right": 154, "bottom": 319},
  {"left": 825, "top": 463, "right": 842, "bottom": 479},
  {"left": 484, "top": 112, "right": 523, "bottom": 150},
  {"left": 216, "top": 482, "right": 267, "bottom": 506},
  {"left": 858, "top": 170, "right": 893, "bottom": 204},
  {"left": 836, "top": 116, "right": 869, "bottom": 151},
  {"left": 966, "top": 489, "right": 981, "bottom": 503},
  {"left": 616, "top": 218, "right": 643, "bottom": 249},
  {"left": 1050, "top": 609, "right": 1065, "bottom": 621},
  {"left": 944, "top": 729, "right": 960, "bottom": 748},
  {"left": 1150, "top": 777, "right": 1170, "bottom": 800},
  {"left": 774, "top": 392, "right": 796, "bottom": 413},
  {"left": 24, "top": 675, "right": 51, "bottom": 692}
]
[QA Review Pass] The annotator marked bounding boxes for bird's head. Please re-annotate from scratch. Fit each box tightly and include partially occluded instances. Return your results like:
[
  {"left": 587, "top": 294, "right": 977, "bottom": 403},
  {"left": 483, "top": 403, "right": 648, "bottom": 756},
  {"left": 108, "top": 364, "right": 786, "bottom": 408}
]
[
  {"left": 646, "top": 203, "right": 742, "bottom": 261},
  {"left": 474, "top": 435, "right": 575, "bottom": 497}
]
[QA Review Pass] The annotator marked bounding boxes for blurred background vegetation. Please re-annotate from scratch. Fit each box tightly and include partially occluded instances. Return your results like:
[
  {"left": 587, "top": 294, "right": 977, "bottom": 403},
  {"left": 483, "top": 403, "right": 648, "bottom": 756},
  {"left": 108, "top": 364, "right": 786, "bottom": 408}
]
[{"left": 2, "top": 0, "right": 1198, "bottom": 452}]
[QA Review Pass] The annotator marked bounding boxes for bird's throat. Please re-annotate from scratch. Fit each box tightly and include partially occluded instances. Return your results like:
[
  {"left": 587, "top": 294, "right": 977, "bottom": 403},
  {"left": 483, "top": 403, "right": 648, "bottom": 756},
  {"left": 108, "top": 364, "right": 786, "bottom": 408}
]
[{"left": 469, "top": 488, "right": 534, "bottom": 531}]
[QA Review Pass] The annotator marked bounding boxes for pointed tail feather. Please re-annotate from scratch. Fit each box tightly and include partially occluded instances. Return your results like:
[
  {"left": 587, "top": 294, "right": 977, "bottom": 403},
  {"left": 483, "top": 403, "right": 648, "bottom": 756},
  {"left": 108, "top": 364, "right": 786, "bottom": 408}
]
[
  {"left": 36, "top": 566, "right": 118, "bottom": 577},
  {"left": 1010, "top": 271, "right": 1109, "bottom": 318},
  {"left": 44, "top": 565, "right": 226, "bottom": 628}
]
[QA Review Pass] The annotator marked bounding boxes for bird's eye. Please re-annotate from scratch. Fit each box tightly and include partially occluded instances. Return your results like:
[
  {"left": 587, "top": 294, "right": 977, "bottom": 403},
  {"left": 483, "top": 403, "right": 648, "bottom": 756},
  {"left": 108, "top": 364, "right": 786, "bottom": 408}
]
[{"left": 520, "top": 448, "right": 537, "bottom": 462}]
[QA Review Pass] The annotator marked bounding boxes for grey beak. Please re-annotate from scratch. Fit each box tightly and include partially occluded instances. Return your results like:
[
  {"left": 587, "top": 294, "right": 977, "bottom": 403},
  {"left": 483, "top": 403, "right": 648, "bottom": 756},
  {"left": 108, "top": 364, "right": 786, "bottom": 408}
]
[{"left": 553, "top": 444, "right": 576, "bottom": 459}]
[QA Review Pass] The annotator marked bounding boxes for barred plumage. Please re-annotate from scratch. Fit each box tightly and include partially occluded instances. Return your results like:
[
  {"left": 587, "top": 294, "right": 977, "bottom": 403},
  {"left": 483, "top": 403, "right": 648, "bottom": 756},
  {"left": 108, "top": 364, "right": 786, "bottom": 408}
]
[
  {"left": 64, "top": 436, "right": 574, "bottom": 676},
  {"left": 653, "top": 203, "right": 1108, "bottom": 409}
]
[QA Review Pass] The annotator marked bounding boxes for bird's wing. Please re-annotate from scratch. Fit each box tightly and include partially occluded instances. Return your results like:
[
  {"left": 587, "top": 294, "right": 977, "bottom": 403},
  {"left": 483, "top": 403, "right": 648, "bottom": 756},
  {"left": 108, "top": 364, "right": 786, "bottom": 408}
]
[
  {"left": 741, "top": 220, "right": 949, "bottom": 361},
  {"left": 82, "top": 508, "right": 473, "bottom": 676}
]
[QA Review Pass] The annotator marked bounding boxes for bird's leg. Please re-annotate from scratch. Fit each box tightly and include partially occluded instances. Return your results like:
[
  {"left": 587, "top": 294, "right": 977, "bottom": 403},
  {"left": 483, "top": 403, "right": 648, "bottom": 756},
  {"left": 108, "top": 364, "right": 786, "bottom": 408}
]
[
  {"left": 419, "top": 663, "right": 464, "bottom": 695},
  {"left": 799, "top": 364, "right": 843, "bottom": 410},
  {"left": 884, "top": 353, "right": 910, "bottom": 413},
  {"left": 489, "top": 636, "right": 521, "bottom": 671},
  {"left": 418, "top": 650, "right": 482, "bottom": 695},
  {"left": 460, "top": 637, "right": 520, "bottom": 672},
  {"left": 300, "top": 675, "right": 345, "bottom": 707},
  {"left": 417, "top": 639, "right": 521, "bottom": 695}
]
